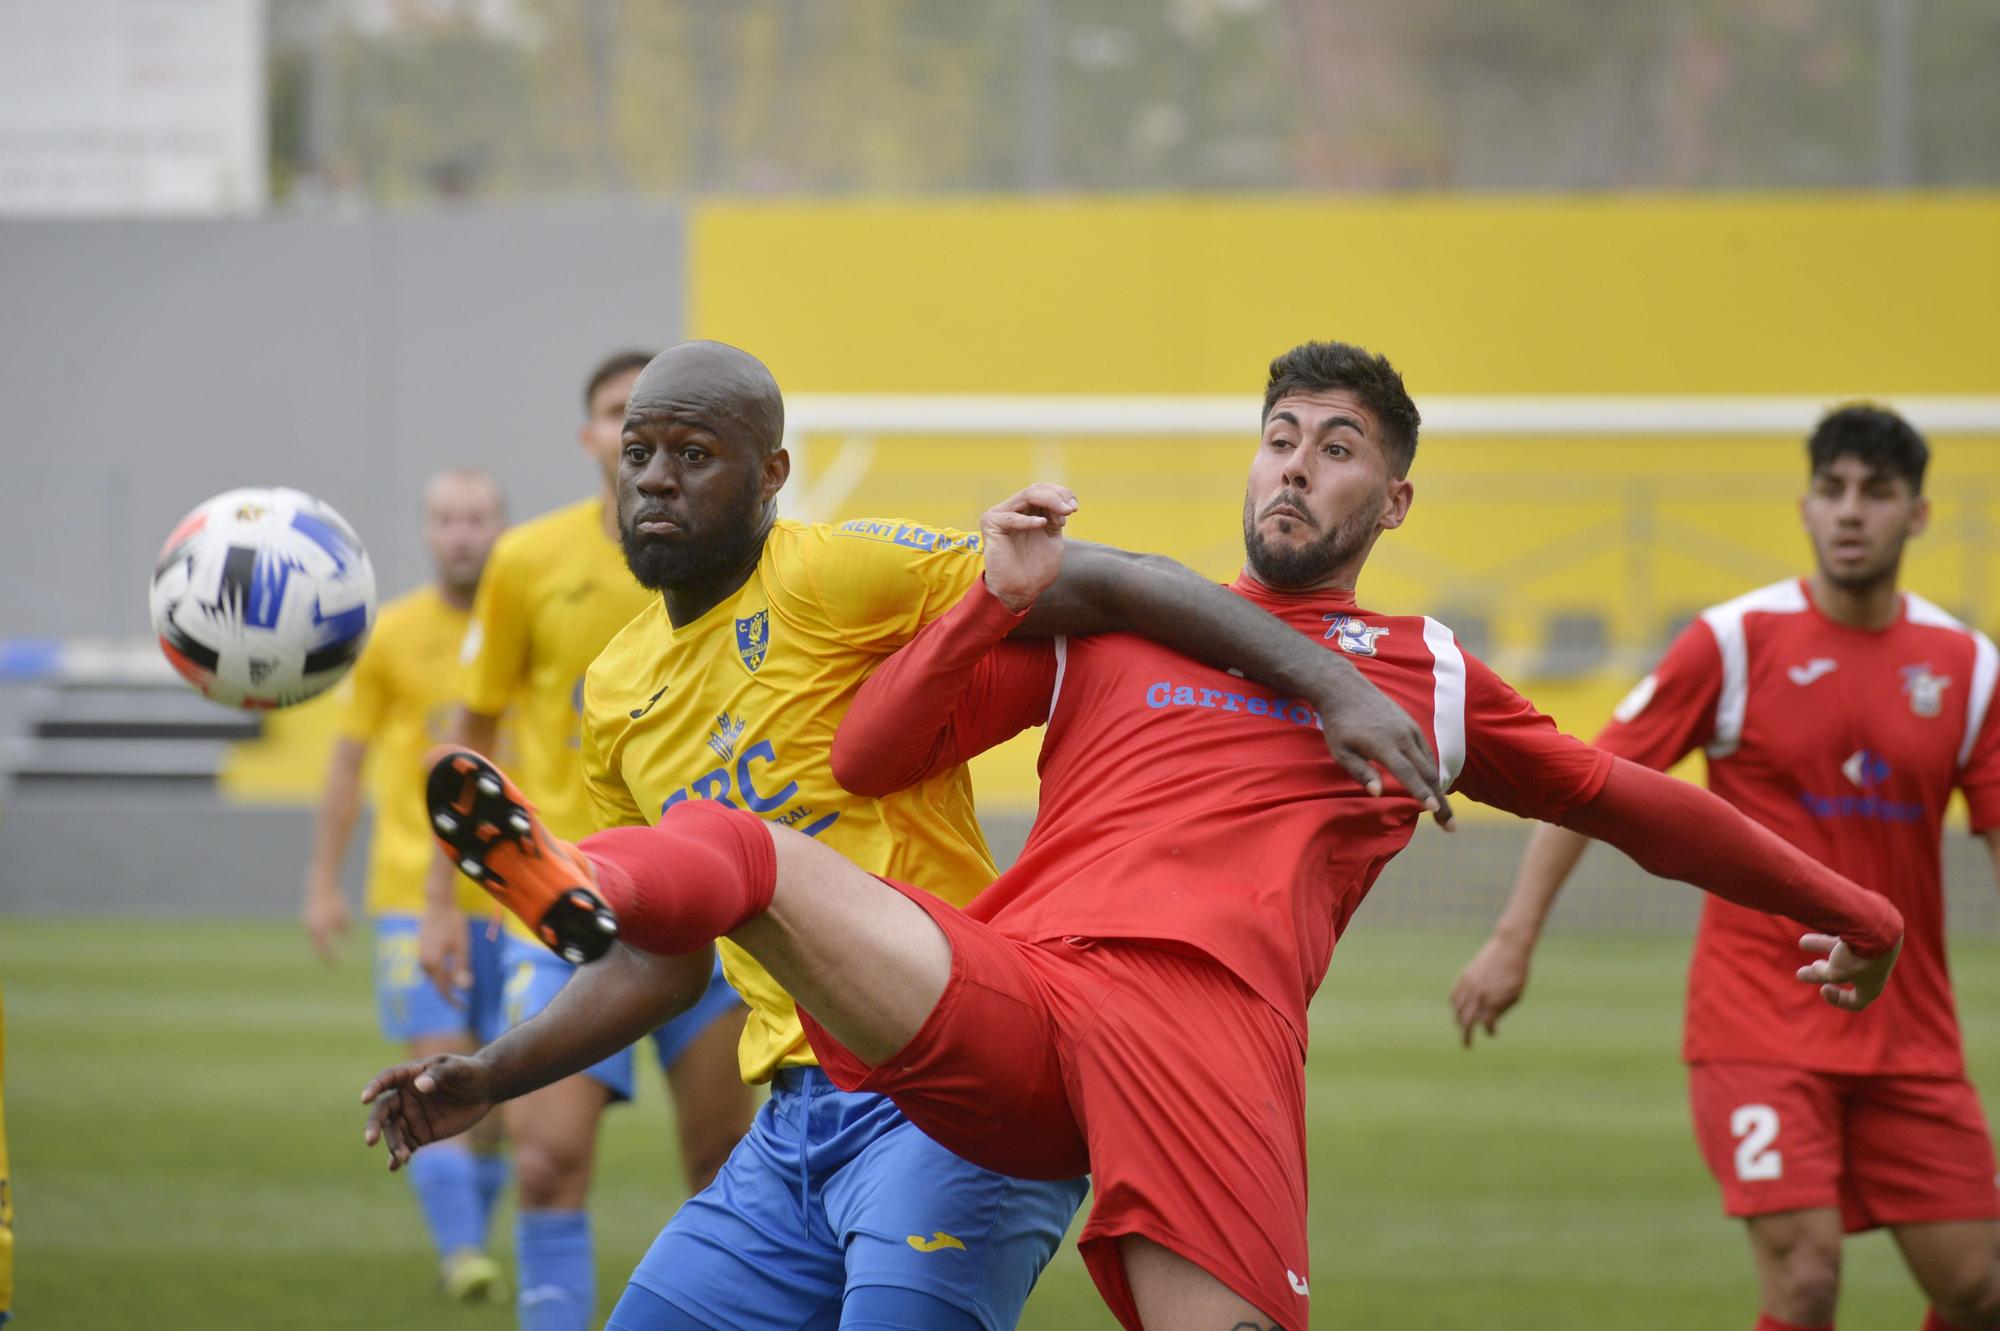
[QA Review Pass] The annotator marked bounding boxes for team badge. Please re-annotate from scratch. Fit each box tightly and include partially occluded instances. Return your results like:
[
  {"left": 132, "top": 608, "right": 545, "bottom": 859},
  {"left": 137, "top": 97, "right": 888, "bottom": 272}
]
[
  {"left": 1323, "top": 614, "right": 1389, "bottom": 657},
  {"left": 735, "top": 610, "right": 769, "bottom": 673},
  {"left": 1901, "top": 663, "right": 1950, "bottom": 718}
]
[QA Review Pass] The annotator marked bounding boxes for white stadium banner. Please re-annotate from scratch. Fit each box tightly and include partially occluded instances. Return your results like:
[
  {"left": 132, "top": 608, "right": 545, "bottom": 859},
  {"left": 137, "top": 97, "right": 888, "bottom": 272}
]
[{"left": 0, "top": 0, "right": 264, "bottom": 215}]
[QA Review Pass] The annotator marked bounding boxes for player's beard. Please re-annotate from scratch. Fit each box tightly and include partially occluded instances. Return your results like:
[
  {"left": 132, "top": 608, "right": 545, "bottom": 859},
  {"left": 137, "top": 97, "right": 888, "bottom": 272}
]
[
  {"left": 620, "top": 484, "right": 768, "bottom": 592},
  {"left": 1241, "top": 490, "right": 1383, "bottom": 589}
]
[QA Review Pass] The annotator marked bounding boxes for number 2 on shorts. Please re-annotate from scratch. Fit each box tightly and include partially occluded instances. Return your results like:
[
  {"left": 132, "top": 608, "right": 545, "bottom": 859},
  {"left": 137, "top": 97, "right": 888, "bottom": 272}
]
[{"left": 1731, "top": 1103, "right": 1783, "bottom": 1181}]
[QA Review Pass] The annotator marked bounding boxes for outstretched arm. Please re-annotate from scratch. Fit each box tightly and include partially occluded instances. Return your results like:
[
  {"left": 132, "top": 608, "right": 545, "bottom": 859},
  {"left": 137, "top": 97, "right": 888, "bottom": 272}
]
[
  {"left": 1558, "top": 759, "right": 1901, "bottom": 1006},
  {"left": 362, "top": 943, "right": 714, "bottom": 1168}
]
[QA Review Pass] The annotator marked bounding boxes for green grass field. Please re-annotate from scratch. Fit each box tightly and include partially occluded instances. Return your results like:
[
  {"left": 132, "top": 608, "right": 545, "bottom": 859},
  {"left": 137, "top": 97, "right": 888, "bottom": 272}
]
[{"left": 5, "top": 920, "right": 1997, "bottom": 1329}]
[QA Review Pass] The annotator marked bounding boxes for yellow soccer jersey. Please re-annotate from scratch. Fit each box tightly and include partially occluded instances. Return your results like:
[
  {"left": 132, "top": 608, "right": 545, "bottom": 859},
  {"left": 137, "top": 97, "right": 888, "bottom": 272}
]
[
  {"left": 582, "top": 517, "right": 997, "bottom": 1083},
  {"left": 338, "top": 586, "right": 489, "bottom": 917}
]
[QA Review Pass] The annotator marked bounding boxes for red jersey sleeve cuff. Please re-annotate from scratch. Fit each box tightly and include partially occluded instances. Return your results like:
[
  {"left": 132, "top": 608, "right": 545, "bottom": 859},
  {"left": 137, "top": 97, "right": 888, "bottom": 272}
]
[
  {"left": 967, "top": 575, "right": 1035, "bottom": 636},
  {"left": 1963, "top": 784, "right": 2000, "bottom": 837}
]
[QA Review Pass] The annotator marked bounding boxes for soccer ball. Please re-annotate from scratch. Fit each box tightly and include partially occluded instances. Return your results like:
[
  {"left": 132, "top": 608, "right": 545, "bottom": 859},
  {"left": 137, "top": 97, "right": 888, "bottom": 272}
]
[{"left": 149, "top": 487, "right": 377, "bottom": 710}]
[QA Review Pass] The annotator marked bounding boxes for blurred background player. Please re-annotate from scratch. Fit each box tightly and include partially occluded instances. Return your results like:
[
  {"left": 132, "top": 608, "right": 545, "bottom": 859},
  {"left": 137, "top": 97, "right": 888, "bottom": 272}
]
[
  {"left": 301, "top": 466, "right": 512, "bottom": 1302},
  {"left": 1453, "top": 407, "right": 2000, "bottom": 1331},
  {"left": 423, "top": 349, "right": 753, "bottom": 1331}
]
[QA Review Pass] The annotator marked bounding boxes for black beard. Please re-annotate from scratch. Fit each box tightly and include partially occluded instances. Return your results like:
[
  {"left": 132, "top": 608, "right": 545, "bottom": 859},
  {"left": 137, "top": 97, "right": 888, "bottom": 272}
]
[
  {"left": 1241, "top": 495, "right": 1380, "bottom": 589},
  {"left": 620, "top": 495, "right": 766, "bottom": 592}
]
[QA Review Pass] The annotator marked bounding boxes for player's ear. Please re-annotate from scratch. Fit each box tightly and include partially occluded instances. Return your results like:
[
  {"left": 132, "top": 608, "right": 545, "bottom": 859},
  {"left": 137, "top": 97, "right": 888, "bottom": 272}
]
[
  {"left": 761, "top": 448, "right": 791, "bottom": 504},
  {"left": 1378, "top": 477, "right": 1414, "bottom": 532},
  {"left": 1908, "top": 491, "right": 1931, "bottom": 540}
]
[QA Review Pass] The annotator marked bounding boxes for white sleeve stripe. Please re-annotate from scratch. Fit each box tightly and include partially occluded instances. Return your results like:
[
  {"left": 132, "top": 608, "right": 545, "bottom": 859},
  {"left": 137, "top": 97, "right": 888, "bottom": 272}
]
[
  {"left": 1962, "top": 630, "right": 1998, "bottom": 770},
  {"left": 1047, "top": 635, "right": 1068, "bottom": 725},
  {"left": 1422, "top": 617, "right": 1467, "bottom": 788},
  {"left": 1700, "top": 579, "right": 1808, "bottom": 760}
]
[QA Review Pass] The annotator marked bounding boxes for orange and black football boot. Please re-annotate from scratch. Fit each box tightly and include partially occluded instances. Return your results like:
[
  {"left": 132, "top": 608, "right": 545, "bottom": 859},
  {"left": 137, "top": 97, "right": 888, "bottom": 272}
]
[{"left": 425, "top": 747, "right": 618, "bottom": 964}]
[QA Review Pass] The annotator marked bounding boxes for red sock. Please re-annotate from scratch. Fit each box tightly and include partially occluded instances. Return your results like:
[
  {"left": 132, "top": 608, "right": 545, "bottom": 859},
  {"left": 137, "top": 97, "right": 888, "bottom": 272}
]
[
  {"left": 580, "top": 800, "right": 777, "bottom": 955},
  {"left": 1923, "top": 1311, "right": 1970, "bottom": 1331},
  {"left": 1756, "top": 1315, "right": 1831, "bottom": 1331}
]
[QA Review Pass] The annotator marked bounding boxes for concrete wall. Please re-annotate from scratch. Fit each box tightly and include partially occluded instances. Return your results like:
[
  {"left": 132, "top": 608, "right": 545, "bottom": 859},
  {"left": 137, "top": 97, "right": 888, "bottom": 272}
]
[{"left": 0, "top": 207, "right": 686, "bottom": 639}]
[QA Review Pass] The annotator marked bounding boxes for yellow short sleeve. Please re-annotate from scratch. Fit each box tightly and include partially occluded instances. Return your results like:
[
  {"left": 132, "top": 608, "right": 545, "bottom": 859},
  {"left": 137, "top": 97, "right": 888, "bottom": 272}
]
[
  {"left": 460, "top": 532, "right": 532, "bottom": 717},
  {"left": 786, "top": 519, "right": 986, "bottom": 652},
  {"left": 337, "top": 637, "right": 391, "bottom": 743}
]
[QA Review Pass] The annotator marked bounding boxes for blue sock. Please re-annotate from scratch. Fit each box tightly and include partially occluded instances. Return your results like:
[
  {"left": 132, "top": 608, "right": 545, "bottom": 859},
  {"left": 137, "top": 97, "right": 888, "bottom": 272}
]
[
  {"left": 406, "top": 1141, "right": 486, "bottom": 1259},
  {"left": 473, "top": 1150, "right": 510, "bottom": 1236},
  {"left": 517, "top": 1209, "right": 593, "bottom": 1331}
]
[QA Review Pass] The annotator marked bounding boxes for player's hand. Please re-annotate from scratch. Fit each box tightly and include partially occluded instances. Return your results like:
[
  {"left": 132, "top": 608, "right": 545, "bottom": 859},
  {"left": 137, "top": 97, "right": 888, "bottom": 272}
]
[
  {"left": 1796, "top": 933, "right": 1901, "bottom": 1012},
  {"left": 1450, "top": 935, "right": 1530, "bottom": 1047},
  {"left": 981, "top": 483, "right": 1077, "bottom": 612},
  {"left": 303, "top": 877, "right": 351, "bottom": 966},
  {"left": 361, "top": 1054, "right": 497, "bottom": 1170},
  {"left": 1311, "top": 659, "right": 1457, "bottom": 830},
  {"left": 419, "top": 898, "right": 472, "bottom": 1004}
]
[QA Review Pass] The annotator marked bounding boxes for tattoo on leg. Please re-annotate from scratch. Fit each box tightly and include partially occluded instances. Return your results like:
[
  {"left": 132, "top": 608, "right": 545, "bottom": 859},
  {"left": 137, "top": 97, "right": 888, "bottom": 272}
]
[{"left": 1227, "top": 1323, "right": 1279, "bottom": 1330}]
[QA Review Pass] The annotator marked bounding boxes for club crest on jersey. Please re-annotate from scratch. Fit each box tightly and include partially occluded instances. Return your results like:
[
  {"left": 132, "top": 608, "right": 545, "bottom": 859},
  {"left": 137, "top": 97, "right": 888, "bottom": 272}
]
[
  {"left": 1901, "top": 663, "right": 1950, "bottom": 718},
  {"left": 735, "top": 610, "right": 769, "bottom": 673},
  {"left": 1323, "top": 614, "right": 1389, "bottom": 657}
]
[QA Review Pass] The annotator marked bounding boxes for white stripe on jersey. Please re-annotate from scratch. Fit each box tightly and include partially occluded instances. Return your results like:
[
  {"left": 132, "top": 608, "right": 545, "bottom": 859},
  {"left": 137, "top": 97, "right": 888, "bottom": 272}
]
[
  {"left": 1904, "top": 593, "right": 2000, "bottom": 769},
  {"left": 1048, "top": 635, "right": 1068, "bottom": 724},
  {"left": 1699, "top": 578, "right": 1809, "bottom": 760},
  {"left": 1422, "top": 617, "right": 1468, "bottom": 788}
]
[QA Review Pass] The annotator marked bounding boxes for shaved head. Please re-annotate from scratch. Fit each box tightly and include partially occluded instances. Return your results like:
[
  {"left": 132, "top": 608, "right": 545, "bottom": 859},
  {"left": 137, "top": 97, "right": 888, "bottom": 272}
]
[{"left": 625, "top": 340, "right": 785, "bottom": 454}]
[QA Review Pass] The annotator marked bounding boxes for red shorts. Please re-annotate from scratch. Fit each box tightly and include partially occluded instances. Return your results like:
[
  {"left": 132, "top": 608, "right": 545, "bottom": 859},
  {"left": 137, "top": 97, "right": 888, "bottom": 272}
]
[
  {"left": 797, "top": 879, "right": 1311, "bottom": 1331},
  {"left": 1688, "top": 1061, "right": 2000, "bottom": 1233}
]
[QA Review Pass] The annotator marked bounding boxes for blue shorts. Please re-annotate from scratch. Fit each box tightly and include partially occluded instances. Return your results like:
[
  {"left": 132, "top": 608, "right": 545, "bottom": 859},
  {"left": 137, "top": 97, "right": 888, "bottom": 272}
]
[
  {"left": 372, "top": 914, "right": 507, "bottom": 1046},
  {"left": 500, "top": 936, "right": 744, "bottom": 1101},
  {"left": 616, "top": 1067, "right": 1089, "bottom": 1331}
]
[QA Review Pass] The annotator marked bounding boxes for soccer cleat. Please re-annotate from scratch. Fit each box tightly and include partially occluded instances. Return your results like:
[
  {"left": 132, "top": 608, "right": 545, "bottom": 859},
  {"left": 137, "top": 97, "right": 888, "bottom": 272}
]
[
  {"left": 424, "top": 747, "right": 619, "bottom": 964},
  {"left": 439, "top": 1249, "right": 506, "bottom": 1304}
]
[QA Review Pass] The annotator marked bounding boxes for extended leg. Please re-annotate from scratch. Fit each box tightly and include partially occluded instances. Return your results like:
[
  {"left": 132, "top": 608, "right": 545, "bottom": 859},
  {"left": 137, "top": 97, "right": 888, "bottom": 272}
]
[{"left": 590, "top": 801, "right": 952, "bottom": 1067}]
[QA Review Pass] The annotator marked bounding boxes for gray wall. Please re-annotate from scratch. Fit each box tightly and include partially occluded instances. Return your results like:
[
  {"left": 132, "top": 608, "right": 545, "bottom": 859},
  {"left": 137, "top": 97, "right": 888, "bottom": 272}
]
[{"left": 0, "top": 207, "right": 686, "bottom": 638}]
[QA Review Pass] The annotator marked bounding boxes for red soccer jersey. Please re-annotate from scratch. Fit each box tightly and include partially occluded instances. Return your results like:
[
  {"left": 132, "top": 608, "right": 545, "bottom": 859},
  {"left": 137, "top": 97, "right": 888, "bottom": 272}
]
[
  {"left": 910, "top": 573, "right": 1614, "bottom": 1044},
  {"left": 1599, "top": 578, "right": 2000, "bottom": 1077}
]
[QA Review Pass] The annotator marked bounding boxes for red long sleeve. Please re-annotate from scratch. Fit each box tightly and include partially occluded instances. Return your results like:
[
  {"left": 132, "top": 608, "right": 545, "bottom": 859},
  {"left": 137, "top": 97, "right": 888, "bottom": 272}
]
[
  {"left": 1562, "top": 758, "right": 1905, "bottom": 957},
  {"left": 831, "top": 578, "right": 1059, "bottom": 798}
]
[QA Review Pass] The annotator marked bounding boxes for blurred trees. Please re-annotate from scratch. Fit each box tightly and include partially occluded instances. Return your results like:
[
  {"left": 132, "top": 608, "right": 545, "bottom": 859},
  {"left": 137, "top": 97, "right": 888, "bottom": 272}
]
[{"left": 265, "top": 0, "right": 2000, "bottom": 207}]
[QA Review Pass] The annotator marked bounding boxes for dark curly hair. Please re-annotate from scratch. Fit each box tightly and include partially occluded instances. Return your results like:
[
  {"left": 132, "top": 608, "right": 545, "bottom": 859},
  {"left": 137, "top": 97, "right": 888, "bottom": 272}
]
[
  {"left": 1808, "top": 404, "right": 1929, "bottom": 493},
  {"left": 1261, "top": 341, "right": 1420, "bottom": 477}
]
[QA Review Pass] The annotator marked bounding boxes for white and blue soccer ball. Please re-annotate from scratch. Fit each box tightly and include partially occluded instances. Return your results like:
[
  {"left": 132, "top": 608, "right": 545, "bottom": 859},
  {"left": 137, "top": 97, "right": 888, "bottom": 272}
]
[{"left": 148, "top": 487, "right": 377, "bottom": 710}]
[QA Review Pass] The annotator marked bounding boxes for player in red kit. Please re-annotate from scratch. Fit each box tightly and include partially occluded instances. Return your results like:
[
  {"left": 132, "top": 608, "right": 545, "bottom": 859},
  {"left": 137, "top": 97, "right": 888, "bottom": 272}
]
[
  {"left": 1452, "top": 407, "right": 2000, "bottom": 1331},
  {"left": 373, "top": 344, "right": 1905, "bottom": 1331}
]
